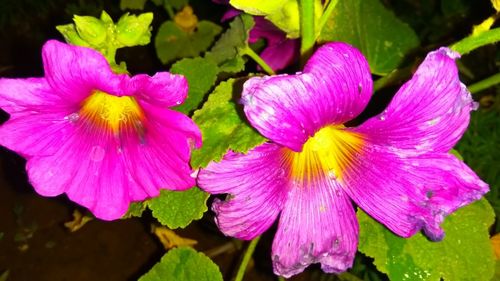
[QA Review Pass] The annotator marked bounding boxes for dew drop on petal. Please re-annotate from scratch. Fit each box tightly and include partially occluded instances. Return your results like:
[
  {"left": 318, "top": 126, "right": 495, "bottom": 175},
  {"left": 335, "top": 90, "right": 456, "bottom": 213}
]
[
  {"left": 90, "top": 145, "right": 105, "bottom": 162},
  {"left": 175, "top": 100, "right": 182, "bottom": 105},
  {"left": 358, "top": 83, "right": 363, "bottom": 94},
  {"left": 65, "top": 113, "right": 80, "bottom": 123}
]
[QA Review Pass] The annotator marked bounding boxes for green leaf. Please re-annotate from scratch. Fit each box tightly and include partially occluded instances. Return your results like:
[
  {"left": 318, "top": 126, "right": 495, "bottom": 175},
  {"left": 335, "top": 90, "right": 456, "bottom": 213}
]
[
  {"left": 205, "top": 15, "right": 254, "bottom": 73},
  {"left": 139, "top": 247, "right": 223, "bottom": 281},
  {"left": 229, "top": 0, "right": 287, "bottom": 15},
  {"left": 358, "top": 199, "right": 495, "bottom": 281},
  {"left": 170, "top": 57, "right": 219, "bottom": 114},
  {"left": 122, "top": 202, "right": 147, "bottom": 218},
  {"left": 169, "top": 0, "right": 188, "bottom": 10},
  {"left": 155, "top": 20, "right": 222, "bottom": 64},
  {"left": 191, "top": 78, "right": 266, "bottom": 168},
  {"left": 147, "top": 187, "right": 209, "bottom": 229},
  {"left": 319, "top": 0, "right": 419, "bottom": 75},
  {"left": 120, "top": 0, "right": 148, "bottom": 10},
  {"left": 116, "top": 12, "right": 154, "bottom": 46}
]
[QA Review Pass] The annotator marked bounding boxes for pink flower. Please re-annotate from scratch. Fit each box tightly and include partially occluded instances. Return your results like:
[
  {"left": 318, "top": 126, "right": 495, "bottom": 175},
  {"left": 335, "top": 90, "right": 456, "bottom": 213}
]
[
  {"left": 213, "top": 0, "right": 299, "bottom": 72},
  {"left": 198, "top": 43, "right": 488, "bottom": 277},
  {"left": 0, "top": 40, "right": 201, "bottom": 220}
]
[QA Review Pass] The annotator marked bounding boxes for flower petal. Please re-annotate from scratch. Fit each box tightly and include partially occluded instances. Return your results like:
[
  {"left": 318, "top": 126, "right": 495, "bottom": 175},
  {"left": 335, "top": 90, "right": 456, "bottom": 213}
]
[
  {"left": 355, "top": 47, "right": 475, "bottom": 155},
  {"left": 340, "top": 139, "right": 488, "bottom": 240},
  {"left": 0, "top": 78, "right": 64, "bottom": 116},
  {"left": 198, "top": 143, "right": 288, "bottom": 240},
  {"left": 120, "top": 103, "right": 201, "bottom": 200},
  {"left": 249, "top": 17, "right": 299, "bottom": 71},
  {"left": 0, "top": 111, "right": 73, "bottom": 157},
  {"left": 272, "top": 178, "right": 358, "bottom": 277},
  {"left": 128, "top": 72, "right": 189, "bottom": 108},
  {"left": 242, "top": 42, "right": 372, "bottom": 151},
  {"left": 42, "top": 40, "right": 128, "bottom": 103},
  {"left": 25, "top": 121, "right": 132, "bottom": 220},
  {"left": 259, "top": 38, "right": 299, "bottom": 72}
]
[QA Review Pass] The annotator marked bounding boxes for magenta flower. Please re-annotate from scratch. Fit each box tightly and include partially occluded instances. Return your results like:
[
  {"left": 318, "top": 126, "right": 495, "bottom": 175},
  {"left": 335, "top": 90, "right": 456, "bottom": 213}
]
[
  {"left": 248, "top": 17, "right": 299, "bottom": 72},
  {"left": 212, "top": 0, "right": 299, "bottom": 72},
  {"left": 198, "top": 43, "right": 488, "bottom": 277},
  {"left": 0, "top": 40, "right": 201, "bottom": 220}
]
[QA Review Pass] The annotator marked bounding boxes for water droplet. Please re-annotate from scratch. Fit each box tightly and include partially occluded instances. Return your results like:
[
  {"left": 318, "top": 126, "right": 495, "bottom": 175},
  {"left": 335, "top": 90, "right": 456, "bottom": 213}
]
[
  {"left": 90, "top": 146, "right": 105, "bottom": 162},
  {"left": 175, "top": 100, "right": 182, "bottom": 105},
  {"left": 426, "top": 117, "right": 440, "bottom": 126},
  {"left": 65, "top": 113, "right": 80, "bottom": 123},
  {"left": 357, "top": 83, "right": 363, "bottom": 94},
  {"left": 327, "top": 169, "right": 337, "bottom": 179},
  {"left": 343, "top": 53, "right": 349, "bottom": 58},
  {"left": 378, "top": 110, "right": 388, "bottom": 121}
]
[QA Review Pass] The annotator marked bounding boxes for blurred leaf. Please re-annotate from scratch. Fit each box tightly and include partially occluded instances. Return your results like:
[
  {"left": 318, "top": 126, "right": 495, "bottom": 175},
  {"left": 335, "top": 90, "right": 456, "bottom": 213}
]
[
  {"left": 139, "top": 247, "right": 223, "bottom": 281},
  {"left": 152, "top": 225, "right": 197, "bottom": 250},
  {"left": 358, "top": 199, "right": 495, "bottom": 281},
  {"left": 120, "top": 0, "right": 147, "bottom": 10},
  {"left": 191, "top": 78, "right": 266, "bottom": 168},
  {"left": 64, "top": 210, "right": 93, "bottom": 232},
  {"left": 170, "top": 0, "right": 188, "bottom": 10},
  {"left": 319, "top": 0, "right": 419, "bottom": 75},
  {"left": 441, "top": 0, "right": 470, "bottom": 18},
  {"left": 205, "top": 14, "right": 254, "bottom": 73},
  {"left": 0, "top": 270, "right": 9, "bottom": 281},
  {"left": 170, "top": 57, "right": 219, "bottom": 114},
  {"left": 229, "top": 0, "right": 287, "bottom": 15},
  {"left": 147, "top": 187, "right": 209, "bottom": 229},
  {"left": 155, "top": 20, "right": 222, "bottom": 64},
  {"left": 493, "top": 0, "right": 500, "bottom": 12},
  {"left": 456, "top": 109, "right": 500, "bottom": 231},
  {"left": 122, "top": 202, "right": 147, "bottom": 218}
]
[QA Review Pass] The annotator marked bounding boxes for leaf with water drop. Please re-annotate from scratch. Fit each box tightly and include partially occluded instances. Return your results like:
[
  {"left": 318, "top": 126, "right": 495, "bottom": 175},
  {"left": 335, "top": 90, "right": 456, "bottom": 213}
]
[
  {"left": 138, "top": 247, "right": 223, "bottom": 281},
  {"left": 357, "top": 199, "right": 495, "bottom": 281},
  {"left": 319, "top": 0, "right": 419, "bottom": 75},
  {"left": 191, "top": 78, "right": 266, "bottom": 168}
]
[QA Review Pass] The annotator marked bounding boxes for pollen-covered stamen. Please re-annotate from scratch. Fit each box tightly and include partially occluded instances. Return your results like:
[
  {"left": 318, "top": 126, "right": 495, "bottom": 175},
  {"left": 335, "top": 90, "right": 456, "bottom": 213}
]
[
  {"left": 284, "top": 125, "right": 364, "bottom": 183},
  {"left": 78, "top": 90, "right": 145, "bottom": 138}
]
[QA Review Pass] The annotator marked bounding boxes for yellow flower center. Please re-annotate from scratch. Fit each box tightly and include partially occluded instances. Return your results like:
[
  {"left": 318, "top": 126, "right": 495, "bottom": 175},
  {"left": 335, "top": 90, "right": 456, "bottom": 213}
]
[
  {"left": 80, "top": 91, "right": 144, "bottom": 133},
  {"left": 285, "top": 125, "right": 364, "bottom": 182}
]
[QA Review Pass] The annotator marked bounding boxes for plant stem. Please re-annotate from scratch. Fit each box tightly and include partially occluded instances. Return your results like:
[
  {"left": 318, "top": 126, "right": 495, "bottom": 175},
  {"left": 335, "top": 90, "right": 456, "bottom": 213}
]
[
  {"left": 468, "top": 73, "right": 500, "bottom": 94},
  {"left": 277, "top": 277, "right": 286, "bottom": 281},
  {"left": 241, "top": 46, "right": 276, "bottom": 75},
  {"left": 450, "top": 27, "right": 500, "bottom": 55},
  {"left": 317, "top": 0, "right": 338, "bottom": 40},
  {"left": 300, "top": 0, "right": 316, "bottom": 60},
  {"left": 163, "top": 0, "right": 175, "bottom": 19},
  {"left": 233, "top": 236, "right": 261, "bottom": 281}
]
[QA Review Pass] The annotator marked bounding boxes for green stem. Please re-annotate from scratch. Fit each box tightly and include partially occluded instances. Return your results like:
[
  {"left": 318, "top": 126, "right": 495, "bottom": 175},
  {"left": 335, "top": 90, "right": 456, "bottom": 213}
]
[
  {"left": 450, "top": 27, "right": 500, "bottom": 55},
  {"left": 300, "top": 0, "right": 315, "bottom": 59},
  {"left": 163, "top": 0, "right": 175, "bottom": 19},
  {"left": 233, "top": 236, "right": 261, "bottom": 281},
  {"left": 468, "top": 73, "right": 500, "bottom": 94},
  {"left": 316, "top": 0, "right": 338, "bottom": 40},
  {"left": 277, "top": 277, "right": 286, "bottom": 281},
  {"left": 241, "top": 46, "right": 276, "bottom": 75}
]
